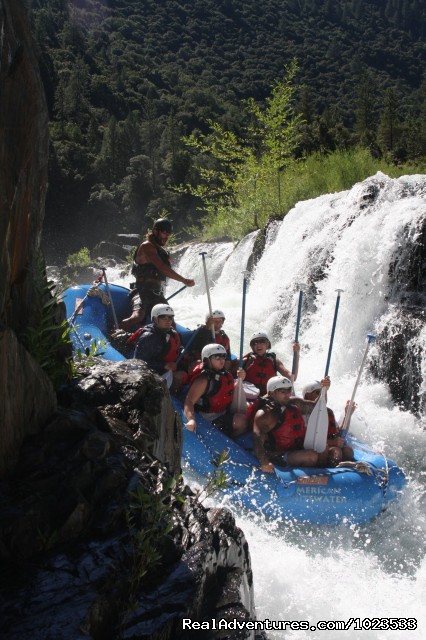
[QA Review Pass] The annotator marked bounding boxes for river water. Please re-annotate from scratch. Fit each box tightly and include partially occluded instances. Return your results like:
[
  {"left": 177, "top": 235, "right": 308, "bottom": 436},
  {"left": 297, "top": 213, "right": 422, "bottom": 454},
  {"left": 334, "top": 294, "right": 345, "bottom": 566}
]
[{"left": 110, "top": 172, "right": 426, "bottom": 639}]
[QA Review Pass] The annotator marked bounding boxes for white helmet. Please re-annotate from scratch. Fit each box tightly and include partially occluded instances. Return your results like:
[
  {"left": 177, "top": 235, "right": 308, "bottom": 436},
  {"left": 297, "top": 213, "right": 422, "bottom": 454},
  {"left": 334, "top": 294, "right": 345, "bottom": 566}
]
[
  {"left": 205, "top": 309, "right": 226, "bottom": 322},
  {"left": 250, "top": 330, "right": 271, "bottom": 349},
  {"left": 267, "top": 376, "right": 293, "bottom": 393},
  {"left": 201, "top": 343, "right": 227, "bottom": 361},
  {"left": 151, "top": 303, "right": 174, "bottom": 318},
  {"left": 302, "top": 381, "right": 321, "bottom": 397}
]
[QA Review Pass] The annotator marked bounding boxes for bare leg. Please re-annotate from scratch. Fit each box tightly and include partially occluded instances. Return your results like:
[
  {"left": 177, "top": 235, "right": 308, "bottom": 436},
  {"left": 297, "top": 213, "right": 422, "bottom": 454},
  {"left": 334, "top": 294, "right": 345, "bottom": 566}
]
[
  {"left": 120, "top": 310, "right": 146, "bottom": 330},
  {"left": 327, "top": 446, "right": 343, "bottom": 467},
  {"left": 170, "top": 370, "right": 187, "bottom": 394},
  {"left": 286, "top": 448, "right": 326, "bottom": 467},
  {"left": 232, "top": 413, "right": 248, "bottom": 437},
  {"left": 342, "top": 445, "right": 354, "bottom": 461},
  {"left": 120, "top": 289, "right": 147, "bottom": 330}
]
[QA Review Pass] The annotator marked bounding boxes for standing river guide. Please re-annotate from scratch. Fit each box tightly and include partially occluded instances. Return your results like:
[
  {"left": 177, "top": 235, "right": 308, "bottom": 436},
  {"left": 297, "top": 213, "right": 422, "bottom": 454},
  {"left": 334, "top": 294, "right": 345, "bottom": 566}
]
[{"left": 121, "top": 218, "right": 195, "bottom": 330}]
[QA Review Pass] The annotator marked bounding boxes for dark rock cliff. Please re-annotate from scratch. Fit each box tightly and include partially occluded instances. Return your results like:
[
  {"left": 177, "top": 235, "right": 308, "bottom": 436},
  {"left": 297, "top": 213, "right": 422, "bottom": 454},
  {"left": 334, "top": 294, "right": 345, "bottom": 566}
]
[
  {"left": 0, "top": 0, "right": 56, "bottom": 476},
  {"left": 0, "top": 5, "right": 261, "bottom": 638},
  {"left": 0, "top": 361, "right": 262, "bottom": 640}
]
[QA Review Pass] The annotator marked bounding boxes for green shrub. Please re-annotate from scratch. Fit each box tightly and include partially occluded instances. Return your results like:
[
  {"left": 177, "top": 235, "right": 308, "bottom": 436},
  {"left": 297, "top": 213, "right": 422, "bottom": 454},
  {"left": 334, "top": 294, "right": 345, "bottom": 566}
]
[{"left": 66, "top": 247, "right": 91, "bottom": 267}]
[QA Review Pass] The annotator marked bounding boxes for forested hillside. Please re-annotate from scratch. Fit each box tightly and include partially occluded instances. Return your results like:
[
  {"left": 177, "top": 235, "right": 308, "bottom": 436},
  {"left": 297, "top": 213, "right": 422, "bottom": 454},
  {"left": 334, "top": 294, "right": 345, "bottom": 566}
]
[{"left": 29, "top": 0, "right": 426, "bottom": 253}]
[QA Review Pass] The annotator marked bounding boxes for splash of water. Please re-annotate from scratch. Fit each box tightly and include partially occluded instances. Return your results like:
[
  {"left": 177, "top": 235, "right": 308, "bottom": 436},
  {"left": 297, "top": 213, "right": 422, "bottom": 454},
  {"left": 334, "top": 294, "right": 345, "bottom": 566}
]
[{"left": 110, "top": 172, "right": 426, "bottom": 637}]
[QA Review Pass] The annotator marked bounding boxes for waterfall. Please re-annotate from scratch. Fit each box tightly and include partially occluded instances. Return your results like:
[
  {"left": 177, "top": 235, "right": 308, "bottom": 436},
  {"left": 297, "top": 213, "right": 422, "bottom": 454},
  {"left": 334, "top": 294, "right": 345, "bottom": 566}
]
[
  {"left": 170, "top": 172, "right": 426, "bottom": 639},
  {"left": 109, "top": 172, "right": 426, "bottom": 638},
  {"left": 169, "top": 172, "right": 425, "bottom": 422}
]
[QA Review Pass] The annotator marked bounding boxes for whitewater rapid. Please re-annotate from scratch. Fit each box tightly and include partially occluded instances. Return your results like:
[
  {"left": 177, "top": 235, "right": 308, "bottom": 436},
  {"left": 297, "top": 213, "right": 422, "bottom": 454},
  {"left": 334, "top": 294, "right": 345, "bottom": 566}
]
[{"left": 109, "top": 172, "right": 426, "bottom": 639}]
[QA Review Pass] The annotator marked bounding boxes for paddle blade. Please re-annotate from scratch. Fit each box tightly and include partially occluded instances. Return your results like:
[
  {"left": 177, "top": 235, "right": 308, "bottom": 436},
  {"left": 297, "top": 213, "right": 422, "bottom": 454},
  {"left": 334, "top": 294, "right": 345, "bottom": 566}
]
[
  {"left": 162, "top": 371, "right": 173, "bottom": 389},
  {"left": 242, "top": 381, "right": 260, "bottom": 400},
  {"left": 303, "top": 389, "right": 328, "bottom": 452},
  {"left": 230, "top": 378, "right": 247, "bottom": 414}
]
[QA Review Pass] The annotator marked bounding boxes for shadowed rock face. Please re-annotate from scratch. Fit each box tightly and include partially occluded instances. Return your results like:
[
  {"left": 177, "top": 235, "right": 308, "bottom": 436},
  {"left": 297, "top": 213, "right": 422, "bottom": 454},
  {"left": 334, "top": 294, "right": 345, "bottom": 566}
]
[
  {"left": 0, "top": 361, "right": 262, "bottom": 640},
  {"left": 0, "top": 0, "right": 55, "bottom": 476},
  {"left": 0, "top": 0, "right": 48, "bottom": 331}
]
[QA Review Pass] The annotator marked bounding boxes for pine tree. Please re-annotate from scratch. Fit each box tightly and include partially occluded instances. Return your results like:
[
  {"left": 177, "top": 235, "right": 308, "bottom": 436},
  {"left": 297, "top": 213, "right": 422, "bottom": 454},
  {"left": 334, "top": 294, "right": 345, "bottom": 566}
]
[
  {"left": 378, "top": 88, "right": 402, "bottom": 155},
  {"left": 355, "top": 72, "right": 377, "bottom": 149}
]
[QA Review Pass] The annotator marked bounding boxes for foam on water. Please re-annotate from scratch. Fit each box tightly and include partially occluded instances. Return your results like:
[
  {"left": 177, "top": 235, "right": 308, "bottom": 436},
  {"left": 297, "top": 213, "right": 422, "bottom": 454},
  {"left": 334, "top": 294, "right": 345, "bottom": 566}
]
[{"left": 109, "top": 172, "right": 426, "bottom": 637}]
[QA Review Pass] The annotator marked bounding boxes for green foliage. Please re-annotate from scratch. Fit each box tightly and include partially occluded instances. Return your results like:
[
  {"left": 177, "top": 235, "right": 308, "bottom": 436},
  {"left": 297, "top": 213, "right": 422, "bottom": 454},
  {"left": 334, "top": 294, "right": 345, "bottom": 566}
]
[
  {"left": 178, "top": 62, "right": 304, "bottom": 237},
  {"left": 196, "top": 449, "right": 231, "bottom": 503},
  {"left": 280, "top": 148, "right": 425, "bottom": 209},
  {"left": 29, "top": 0, "right": 426, "bottom": 247},
  {"left": 198, "top": 146, "right": 426, "bottom": 240},
  {"left": 124, "top": 451, "right": 230, "bottom": 600},
  {"left": 246, "top": 59, "right": 303, "bottom": 211},
  {"left": 68, "top": 338, "right": 106, "bottom": 378},
  {"left": 36, "top": 526, "right": 59, "bottom": 552},
  {"left": 126, "top": 476, "right": 184, "bottom": 598},
  {"left": 66, "top": 247, "right": 91, "bottom": 267}
]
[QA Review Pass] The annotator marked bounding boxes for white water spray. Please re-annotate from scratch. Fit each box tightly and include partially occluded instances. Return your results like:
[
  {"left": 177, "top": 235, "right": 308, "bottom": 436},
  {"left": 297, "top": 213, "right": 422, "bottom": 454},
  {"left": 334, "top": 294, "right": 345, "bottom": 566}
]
[{"left": 110, "top": 172, "right": 426, "bottom": 638}]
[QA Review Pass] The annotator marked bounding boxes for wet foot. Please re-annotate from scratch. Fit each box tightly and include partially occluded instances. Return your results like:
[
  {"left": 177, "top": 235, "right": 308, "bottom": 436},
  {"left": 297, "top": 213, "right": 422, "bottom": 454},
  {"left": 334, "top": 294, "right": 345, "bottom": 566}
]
[{"left": 120, "top": 314, "right": 145, "bottom": 330}]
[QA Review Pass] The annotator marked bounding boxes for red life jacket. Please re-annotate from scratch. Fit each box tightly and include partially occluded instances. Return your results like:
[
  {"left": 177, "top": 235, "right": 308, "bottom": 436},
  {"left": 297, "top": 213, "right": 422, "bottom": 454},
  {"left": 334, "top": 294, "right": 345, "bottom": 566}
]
[
  {"left": 267, "top": 403, "right": 306, "bottom": 453},
  {"left": 136, "top": 324, "right": 181, "bottom": 362},
  {"left": 246, "top": 394, "right": 275, "bottom": 429},
  {"left": 215, "top": 330, "right": 230, "bottom": 354},
  {"left": 327, "top": 408, "right": 338, "bottom": 438},
  {"left": 163, "top": 330, "right": 181, "bottom": 362},
  {"left": 192, "top": 366, "right": 235, "bottom": 413},
  {"left": 188, "top": 361, "right": 203, "bottom": 383},
  {"left": 242, "top": 352, "right": 277, "bottom": 396}
]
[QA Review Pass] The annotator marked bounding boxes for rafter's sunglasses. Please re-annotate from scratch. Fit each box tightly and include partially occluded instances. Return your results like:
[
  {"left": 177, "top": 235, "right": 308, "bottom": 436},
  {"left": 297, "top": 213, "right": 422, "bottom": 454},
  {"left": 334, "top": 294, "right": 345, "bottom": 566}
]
[
  {"left": 158, "top": 314, "right": 174, "bottom": 320},
  {"left": 253, "top": 339, "right": 267, "bottom": 345},
  {"left": 211, "top": 354, "right": 226, "bottom": 360}
]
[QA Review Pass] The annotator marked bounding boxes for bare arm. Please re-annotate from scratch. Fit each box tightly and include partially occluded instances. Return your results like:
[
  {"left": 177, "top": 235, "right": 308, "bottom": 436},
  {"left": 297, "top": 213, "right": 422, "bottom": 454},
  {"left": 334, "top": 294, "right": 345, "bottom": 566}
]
[
  {"left": 291, "top": 397, "right": 316, "bottom": 415},
  {"left": 276, "top": 343, "right": 300, "bottom": 381},
  {"left": 183, "top": 376, "right": 208, "bottom": 431},
  {"left": 253, "top": 409, "right": 275, "bottom": 473}
]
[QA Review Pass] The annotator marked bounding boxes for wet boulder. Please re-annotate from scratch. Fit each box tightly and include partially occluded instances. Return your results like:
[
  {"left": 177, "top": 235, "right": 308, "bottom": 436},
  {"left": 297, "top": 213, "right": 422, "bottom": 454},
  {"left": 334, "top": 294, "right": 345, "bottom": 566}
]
[{"left": 0, "top": 360, "right": 262, "bottom": 640}]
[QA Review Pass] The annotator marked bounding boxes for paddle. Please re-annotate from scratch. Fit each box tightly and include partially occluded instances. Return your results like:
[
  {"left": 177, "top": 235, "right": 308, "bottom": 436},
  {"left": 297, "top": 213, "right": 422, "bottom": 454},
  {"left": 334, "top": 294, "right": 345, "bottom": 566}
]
[
  {"left": 176, "top": 325, "right": 203, "bottom": 365},
  {"left": 324, "top": 288, "right": 344, "bottom": 377},
  {"left": 303, "top": 386, "right": 329, "bottom": 452},
  {"left": 231, "top": 270, "right": 248, "bottom": 414},
  {"left": 291, "top": 285, "right": 304, "bottom": 390},
  {"left": 166, "top": 284, "right": 187, "bottom": 301},
  {"left": 341, "top": 334, "right": 376, "bottom": 438},
  {"left": 162, "top": 325, "right": 204, "bottom": 389},
  {"left": 304, "top": 289, "right": 343, "bottom": 452},
  {"left": 162, "top": 371, "right": 173, "bottom": 388},
  {"left": 199, "top": 251, "right": 215, "bottom": 340},
  {"left": 100, "top": 267, "right": 119, "bottom": 330}
]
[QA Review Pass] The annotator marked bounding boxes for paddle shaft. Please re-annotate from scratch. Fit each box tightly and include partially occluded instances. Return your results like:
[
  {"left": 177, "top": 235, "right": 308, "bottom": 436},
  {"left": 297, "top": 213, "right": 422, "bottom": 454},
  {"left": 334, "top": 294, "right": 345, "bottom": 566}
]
[
  {"left": 324, "top": 289, "right": 343, "bottom": 376},
  {"left": 167, "top": 284, "right": 187, "bottom": 301},
  {"left": 199, "top": 251, "right": 215, "bottom": 340},
  {"left": 342, "top": 334, "right": 375, "bottom": 436},
  {"left": 292, "top": 288, "right": 303, "bottom": 375},
  {"left": 239, "top": 272, "right": 248, "bottom": 367},
  {"left": 176, "top": 325, "right": 203, "bottom": 364},
  {"left": 100, "top": 268, "right": 119, "bottom": 330}
]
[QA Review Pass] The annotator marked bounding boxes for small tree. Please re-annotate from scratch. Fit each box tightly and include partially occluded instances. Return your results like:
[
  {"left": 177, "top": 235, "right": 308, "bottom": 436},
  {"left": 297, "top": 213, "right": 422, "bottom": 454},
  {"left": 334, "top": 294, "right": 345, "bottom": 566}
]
[
  {"left": 177, "top": 62, "right": 303, "bottom": 235},
  {"left": 246, "top": 59, "right": 302, "bottom": 211}
]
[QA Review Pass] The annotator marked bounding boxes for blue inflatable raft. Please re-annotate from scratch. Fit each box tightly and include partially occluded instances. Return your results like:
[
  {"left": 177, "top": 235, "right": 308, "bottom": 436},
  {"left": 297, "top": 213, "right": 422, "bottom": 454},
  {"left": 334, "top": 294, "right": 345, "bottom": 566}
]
[{"left": 63, "top": 283, "right": 406, "bottom": 525}]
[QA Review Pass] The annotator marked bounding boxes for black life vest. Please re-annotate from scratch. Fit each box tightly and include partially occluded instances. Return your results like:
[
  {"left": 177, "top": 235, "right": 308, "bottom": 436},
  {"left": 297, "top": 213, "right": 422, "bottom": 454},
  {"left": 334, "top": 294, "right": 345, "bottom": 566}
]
[
  {"left": 136, "top": 324, "right": 181, "bottom": 362},
  {"left": 131, "top": 241, "right": 171, "bottom": 283}
]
